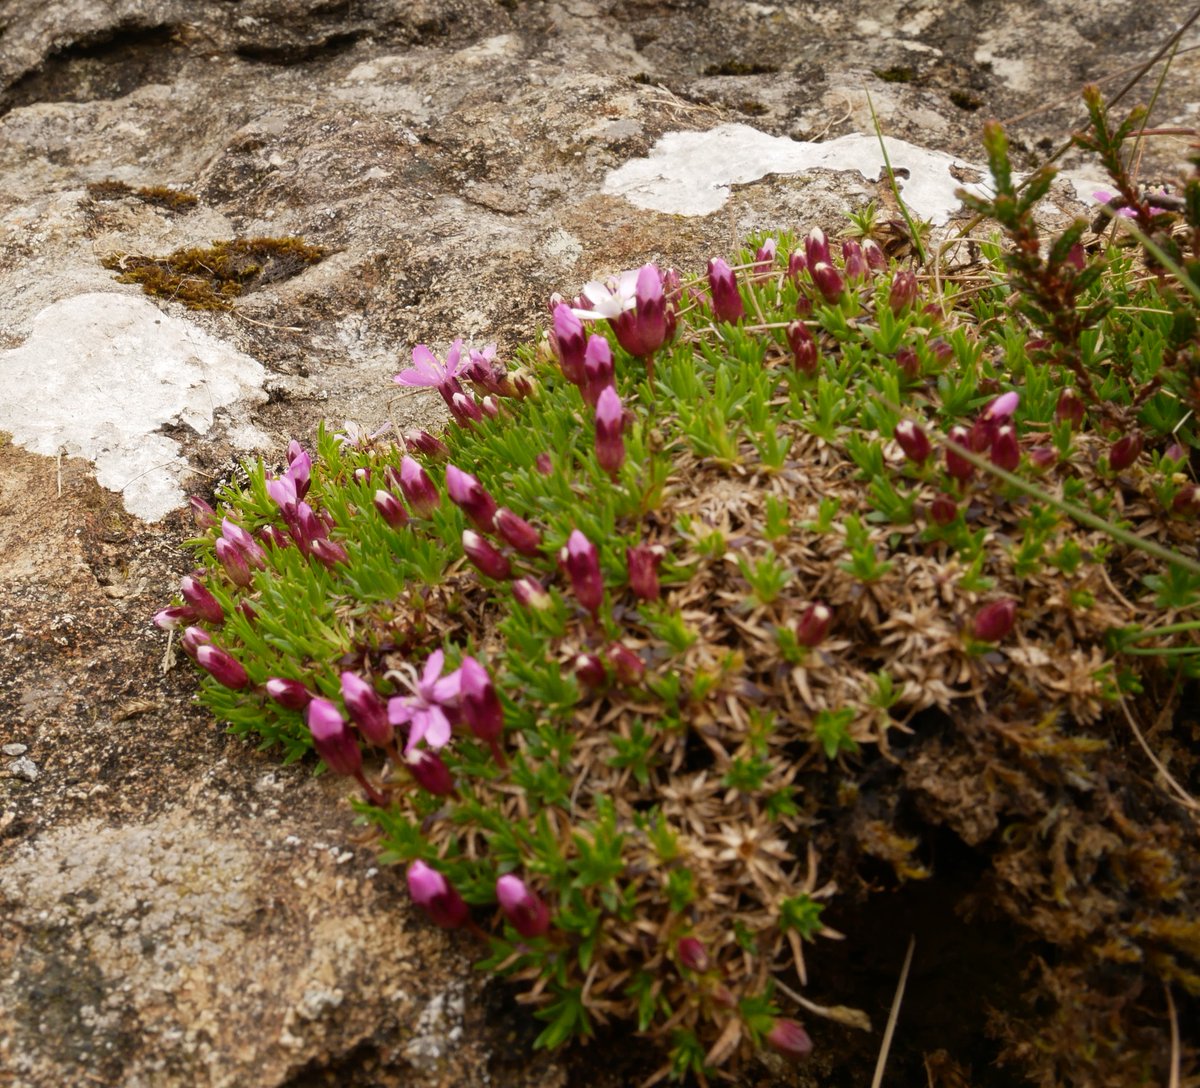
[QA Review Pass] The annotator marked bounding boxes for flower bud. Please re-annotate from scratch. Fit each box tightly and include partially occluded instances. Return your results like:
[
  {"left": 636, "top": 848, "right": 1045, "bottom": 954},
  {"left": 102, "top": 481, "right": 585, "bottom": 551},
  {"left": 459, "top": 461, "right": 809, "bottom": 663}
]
[
  {"left": 552, "top": 302, "right": 588, "bottom": 384},
  {"left": 494, "top": 508, "right": 542, "bottom": 556},
  {"left": 399, "top": 456, "right": 439, "bottom": 517},
  {"left": 786, "top": 321, "right": 818, "bottom": 375},
  {"left": 307, "top": 697, "right": 363, "bottom": 777},
  {"left": 888, "top": 269, "right": 918, "bottom": 314},
  {"left": 795, "top": 602, "right": 832, "bottom": 647},
  {"left": 181, "top": 625, "right": 212, "bottom": 658},
  {"left": 496, "top": 874, "right": 551, "bottom": 938},
  {"left": 535, "top": 452, "right": 553, "bottom": 476},
  {"left": 707, "top": 257, "right": 745, "bottom": 323},
  {"left": 810, "top": 261, "right": 845, "bottom": 304},
  {"left": 463, "top": 529, "right": 512, "bottom": 580},
  {"left": 895, "top": 346, "right": 919, "bottom": 379},
  {"left": 154, "top": 605, "right": 195, "bottom": 630},
  {"left": 267, "top": 474, "right": 299, "bottom": 515},
  {"left": 354, "top": 468, "right": 371, "bottom": 485},
  {"left": 1027, "top": 446, "right": 1057, "bottom": 471},
  {"left": 561, "top": 529, "right": 604, "bottom": 615},
  {"left": 450, "top": 390, "right": 484, "bottom": 426},
  {"left": 574, "top": 653, "right": 607, "bottom": 689},
  {"left": 512, "top": 576, "right": 552, "bottom": 610},
  {"left": 407, "top": 860, "right": 469, "bottom": 929},
  {"left": 446, "top": 465, "right": 498, "bottom": 531},
  {"left": 676, "top": 936, "right": 710, "bottom": 972},
  {"left": 990, "top": 425, "right": 1020, "bottom": 471},
  {"left": 765, "top": 1019, "right": 813, "bottom": 1061},
  {"left": 753, "top": 237, "right": 777, "bottom": 280},
  {"left": 608, "top": 642, "right": 645, "bottom": 685},
  {"left": 626, "top": 544, "right": 664, "bottom": 601},
  {"left": 928, "top": 493, "right": 958, "bottom": 526},
  {"left": 945, "top": 425, "right": 974, "bottom": 481},
  {"left": 460, "top": 657, "right": 504, "bottom": 744},
  {"left": 214, "top": 537, "right": 252, "bottom": 587},
  {"left": 893, "top": 420, "right": 930, "bottom": 464},
  {"left": 221, "top": 518, "right": 267, "bottom": 567},
  {"left": 841, "top": 239, "right": 869, "bottom": 282},
  {"left": 1172, "top": 485, "right": 1200, "bottom": 518},
  {"left": 196, "top": 644, "right": 250, "bottom": 690},
  {"left": 1109, "top": 431, "right": 1143, "bottom": 472},
  {"left": 404, "top": 429, "right": 450, "bottom": 461},
  {"left": 804, "top": 226, "right": 831, "bottom": 268},
  {"left": 188, "top": 496, "right": 218, "bottom": 530},
  {"left": 972, "top": 599, "right": 1016, "bottom": 642},
  {"left": 612, "top": 263, "right": 671, "bottom": 358},
  {"left": 285, "top": 444, "right": 311, "bottom": 499},
  {"left": 862, "top": 237, "right": 886, "bottom": 270},
  {"left": 983, "top": 391, "right": 1020, "bottom": 424},
  {"left": 595, "top": 386, "right": 626, "bottom": 477},
  {"left": 581, "top": 334, "right": 614, "bottom": 407},
  {"left": 374, "top": 489, "right": 409, "bottom": 528},
  {"left": 927, "top": 337, "right": 954, "bottom": 364},
  {"left": 180, "top": 575, "right": 224, "bottom": 624},
  {"left": 341, "top": 671, "right": 392, "bottom": 747},
  {"left": 786, "top": 251, "right": 807, "bottom": 281},
  {"left": 259, "top": 524, "right": 291, "bottom": 550},
  {"left": 266, "top": 677, "right": 312, "bottom": 710},
  {"left": 407, "top": 748, "right": 455, "bottom": 796},
  {"left": 310, "top": 538, "right": 348, "bottom": 569}
]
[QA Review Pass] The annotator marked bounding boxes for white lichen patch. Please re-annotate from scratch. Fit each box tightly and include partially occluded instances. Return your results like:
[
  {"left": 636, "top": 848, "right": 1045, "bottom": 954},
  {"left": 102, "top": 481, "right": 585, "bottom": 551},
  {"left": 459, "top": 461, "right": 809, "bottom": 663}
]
[
  {"left": 602, "top": 122, "right": 993, "bottom": 223},
  {"left": 0, "top": 293, "right": 267, "bottom": 521}
]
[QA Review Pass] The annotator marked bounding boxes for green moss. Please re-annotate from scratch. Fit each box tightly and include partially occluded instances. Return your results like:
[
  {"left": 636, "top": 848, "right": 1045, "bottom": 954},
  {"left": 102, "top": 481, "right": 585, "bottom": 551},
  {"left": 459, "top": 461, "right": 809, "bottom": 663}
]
[
  {"left": 949, "top": 90, "right": 983, "bottom": 111},
  {"left": 86, "top": 179, "right": 199, "bottom": 212},
  {"left": 873, "top": 66, "right": 916, "bottom": 83},
  {"left": 100, "top": 237, "right": 327, "bottom": 310}
]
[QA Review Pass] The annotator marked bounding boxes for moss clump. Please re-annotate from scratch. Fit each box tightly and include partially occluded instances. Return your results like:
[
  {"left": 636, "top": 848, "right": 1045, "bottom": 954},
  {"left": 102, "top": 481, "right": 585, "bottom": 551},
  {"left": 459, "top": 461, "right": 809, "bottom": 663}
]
[
  {"left": 873, "top": 66, "right": 916, "bottom": 83},
  {"left": 100, "top": 237, "right": 326, "bottom": 310},
  {"left": 86, "top": 179, "right": 199, "bottom": 211}
]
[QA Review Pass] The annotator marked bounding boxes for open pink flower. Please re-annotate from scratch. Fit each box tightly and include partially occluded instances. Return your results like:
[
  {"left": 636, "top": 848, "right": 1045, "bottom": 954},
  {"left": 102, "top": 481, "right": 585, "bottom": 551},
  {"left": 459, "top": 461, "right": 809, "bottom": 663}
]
[
  {"left": 387, "top": 649, "right": 463, "bottom": 752},
  {"left": 395, "top": 341, "right": 465, "bottom": 411}
]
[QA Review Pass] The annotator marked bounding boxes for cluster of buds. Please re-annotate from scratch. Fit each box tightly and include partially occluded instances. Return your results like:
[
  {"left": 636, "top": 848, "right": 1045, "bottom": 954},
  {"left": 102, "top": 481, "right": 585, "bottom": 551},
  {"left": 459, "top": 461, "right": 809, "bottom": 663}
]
[
  {"left": 406, "top": 863, "right": 553, "bottom": 940},
  {"left": 568, "top": 264, "right": 676, "bottom": 362},
  {"left": 943, "top": 391, "right": 1022, "bottom": 482}
]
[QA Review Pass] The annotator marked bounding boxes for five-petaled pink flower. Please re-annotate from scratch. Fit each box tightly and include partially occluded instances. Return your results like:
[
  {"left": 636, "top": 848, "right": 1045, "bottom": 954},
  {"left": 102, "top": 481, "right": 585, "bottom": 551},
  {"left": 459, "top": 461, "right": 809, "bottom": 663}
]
[
  {"left": 394, "top": 341, "right": 465, "bottom": 411},
  {"left": 388, "top": 649, "right": 463, "bottom": 752}
]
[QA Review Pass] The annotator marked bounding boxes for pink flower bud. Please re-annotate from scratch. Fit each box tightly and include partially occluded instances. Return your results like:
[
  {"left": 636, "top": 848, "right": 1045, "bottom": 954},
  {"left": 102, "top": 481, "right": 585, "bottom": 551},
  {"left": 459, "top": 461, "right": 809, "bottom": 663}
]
[
  {"left": 810, "top": 261, "right": 845, "bottom": 304},
  {"left": 407, "top": 748, "right": 455, "bottom": 796},
  {"left": 989, "top": 425, "right": 1020, "bottom": 471},
  {"left": 341, "top": 671, "right": 392, "bottom": 747},
  {"left": 753, "top": 237, "right": 777, "bottom": 280},
  {"left": 267, "top": 474, "right": 299, "bottom": 514},
  {"left": 463, "top": 529, "right": 512, "bottom": 580},
  {"left": 535, "top": 452, "right": 553, "bottom": 476},
  {"left": 181, "top": 625, "right": 212, "bottom": 658},
  {"left": 266, "top": 678, "right": 312, "bottom": 710},
  {"left": 552, "top": 303, "right": 588, "bottom": 385},
  {"left": 841, "top": 239, "right": 869, "bottom": 282},
  {"left": 795, "top": 602, "right": 832, "bottom": 647},
  {"left": 984, "top": 391, "right": 1020, "bottom": 424},
  {"left": 512, "top": 576, "right": 552, "bottom": 610},
  {"left": 894, "top": 420, "right": 930, "bottom": 463},
  {"left": 929, "top": 493, "right": 958, "bottom": 526},
  {"left": 707, "top": 257, "right": 745, "bottom": 323},
  {"left": 862, "top": 237, "right": 886, "bottom": 270},
  {"left": 1164, "top": 442, "right": 1186, "bottom": 464},
  {"left": 496, "top": 874, "right": 550, "bottom": 938},
  {"left": 354, "top": 468, "right": 371, "bottom": 484},
  {"left": 945, "top": 425, "right": 974, "bottom": 481},
  {"left": 214, "top": 537, "right": 252, "bottom": 587},
  {"left": 221, "top": 518, "right": 266, "bottom": 566},
  {"left": 285, "top": 444, "right": 311, "bottom": 499},
  {"left": 310, "top": 538, "right": 348, "bottom": 569},
  {"left": 765, "top": 1019, "right": 813, "bottom": 1061},
  {"left": 180, "top": 575, "right": 224, "bottom": 624},
  {"left": 927, "top": 337, "right": 954, "bottom": 364},
  {"left": 188, "top": 496, "right": 218, "bottom": 530},
  {"left": 786, "top": 321, "right": 818, "bottom": 375},
  {"left": 804, "top": 227, "right": 831, "bottom": 268},
  {"left": 561, "top": 530, "right": 604, "bottom": 615},
  {"left": 972, "top": 599, "right": 1016, "bottom": 642},
  {"left": 608, "top": 642, "right": 645, "bottom": 684},
  {"left": 595, "top": 386, "right": 626, "bottom": 477},
  {"left": 460, "top": 657, "right": 504, "bottom": 744},
  {"left": 612, "top": 263, "right": 671, "bottom": 358},
  {"left": 888, "top": 269, "right": 918, "bottom": 314},
  {"left": 374, "top": 489, "right": 409, "bottom": 528},
  {"left": 1027, "top": 446, "right": 1057, "bottom": 471},
  {"left": 574, "top": 653, "right": 607, "bottom": 688},
  {"left": 399, "top": 456, "right": 439, "bottom": 517},
  {"left": 450, "top": 390, "right": 484, "bottom": 426},
  {"left": 895, "top": 346, "right": 919, "bottom": 379},
  {"left": 446, "top": 465, "right": 497, "bottom": 531},
  {"left": 495, "top": 508, "right": 542, "bottom": 556},
  {"left": 581, "top": 335, "right": 615, "bottom": 407},
  {"left": 259, "top": 524, "right": 291, "bottom": 550},
  {"left": 676, "top": 936, "right": 710, "bottom": 972},
  {"left": 196, "top": 644, "right": 249, "bottom": 690},
  {"left": 1172, "top": 485, "right": 1200, "bottom": 517},
  {"left": 307, "top": 697, "right": 363, "bottom": 777},
  {"left": 407, "top": 860, "right": 469, "bottom": 929},
  {"left": 626, "top": 544, "right": 664, "bottom": 601},
  {"left": 404, "top": 429, "right": 450, "bottom": 460},
  {"left": 292, "top": 503, "right": 329, "bottom": 550},
  {"left": 154, "top": 605, "right": 195, "bottom": 630},
  {"left": 1109, "top": 432, "right": 1143, "bottom": 472}
]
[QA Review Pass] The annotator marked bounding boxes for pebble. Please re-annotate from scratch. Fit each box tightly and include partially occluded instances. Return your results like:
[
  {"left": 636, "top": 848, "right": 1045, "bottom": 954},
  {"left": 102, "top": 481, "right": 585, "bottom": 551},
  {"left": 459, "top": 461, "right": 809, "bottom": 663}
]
[
  {"left": 8, "top": 757, "right": 38, "bottom": 781},
  {"left": 2, "top": 743, "right": 27, "bottom": 756}
]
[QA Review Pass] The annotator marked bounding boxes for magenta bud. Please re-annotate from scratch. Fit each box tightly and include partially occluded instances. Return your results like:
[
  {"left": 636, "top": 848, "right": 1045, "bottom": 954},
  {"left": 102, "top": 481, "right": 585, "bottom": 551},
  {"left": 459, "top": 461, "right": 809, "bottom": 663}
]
[
  {"left": 983, "top": 391, "right": 1020, "bottom": 423},
  {"left": 154, "top": 605, "right": 196, "bottom": 630},
  {"left": 259, "top": 524, "right": 290, "bottom": 550},
  {"left": 929, "top": 493, "right": 959, "bottom": 526},
  {"left": 795, "top": 602, "right": 832, "bottom": 648},
  {"left": 862, "top": 237, "right": 886, "bottom": 270},
  {"left": 535, "top": 452, "right": 553, "bottom": 476},
  {"left": 895, "top": 346, "right": 919, "bottom": 379},
  {"left": 450, "top": 390, "right": 484, "bottom": 425},
  {"left": 561, "top": 529, "right": 604, "bottom": 615},
  {"left": 841, "top": 239, "right": 869, "bottom": 282},
  {"left": 267, "top": 474, "right": 298, "bottom": 514},
  {"left": 266, "top": 677, "right": 312, "bottom": 710},
  {"left": 810, "top": 261, "right": 845, "bottom": 304},
  {"left": 407, "top": 748, "right": 455, "bottom": 796},
  {"left": 460, "top": 657, "right": 504, "bottom": 744},
  {"left": 967, "top": 417, "right": 995, "bottom": 453},
  {"left": 286, "top": 438, "right": 305, "bottom": 465},
  {"left": 893, "top": 420, "right": 931, "bottom": 464},
  {"left": 293, "top": 503, "right": 329, "bottom": 549},
  {"left": 804, "top": 226, "right": 831, "bottom": 268},
  {"left": 310, "top": 538, "right": 348, "bottom": 568},
  {"left": 407, "top": 860, "right": 469, "bottom": 930},
  {"left": 1172, "top": 485, "right": 1200, "bottom": 517},
  {"left": 1027, "top": 446, "right": 1057, "bottom": 471},
  {"left": 188, "top": 496, "right": 218, "bottom": 530},
  {"left": 888, "top": 269, "right": 918, "bottom": 314},
  {"left": 214, "top": 537, "right": 253, "bottom": 587},
  {"left": 552, "top": 303, "right": 588, "bottom": 385},
  {"left": 581, "top": 334, "right": 615, "bottom": 407},
  {"left": 180, "top": 575, "right": 225, "bottom": 624},
  {"left": 463, "top": 529, "right": 512, "bottom": 580},
  {"left": 1109, "top": 432, "right": 1143, "bottom": 472},
  {"left": 676, "top": 936, "right": 710, "bottom": 972},
  {"left": 945, "top": 426, "right": 974, "bottom": 481},
  {"left": 612, "top": 263, "right": 671, "bottom": 358},
  {"left": 341, "top": 671, "right": 392, "bottom": 747},
  {"left": 307, "top": 697, "right": 363, "bottom": 777},
  {"left": 786, "top": 321, "right": 818, "bottom": 376},
  {"left": 404, "top": 429, "right": 450, "bottom": 460},
  {"left": 753, "top": 237, "right": 777, "bottom": 278},
  {"left": 495, "top": 508, "right": 542, "bottom": 556},
  {"left": 221, "top": 518, "right": 267, "bottom": 566},
  {"left": 786, "top": 251, "right": 807, "bottom": 281},
  {"left": 765, "top": 1019, "right": 813, "bottom": 1061},
  {"left": 795, "top": 291, "right": 813, "bottom": 317},
  {"left": 927, "top": 337, "right": 954, "bottom": 364},
  {"left": 626, "top": 543, "right": 664, "bottom": 601},
  {"left": 196, "top": 644, "right": 250, "bottom": 690},
  {"left": 286, "top": 445, "right": 311, "bottom": 499},
  {"left": 972, "top": 599, "right": 1017, "bottom": 642},
  {"left": 574, "top": 653, "right": 607, "bottom": 689},
  {"left": 990, "top": 425, "right": 1020, "bottom": 471},
  {"left": 707, "top": 257, "right": 745, "bottom": 323},
  {"left": 399, "top": 456, "right": 440, "bottom": 517},
  {"left": 181, "top": 625, "right": 212, "bottom": 658},
  {"left": 374, "top": 489, "right": 409, "bottom": 528},
  {"left": 446, "top": 465, "right": 498, "bottom": 531},
  {"left": 594, "top": 386, "right": 626, "bottom": 476},
  {"left": 1164, "top": 442, "right": 1186, "bottom": 464},
  {"left": 496, "top": 874, "right": 550, "bottom": 938},
  {"left": 608, "top": 642, "right": 645, "bottom": 685},
  {"left": 354, "top": 468, "right": 371, "bottom": 484},
  {"left": 512, "top": 576, "right": 552, "bottom": 610},
  {"left": 237, "top": 599, "right": 257, "bottom": 622}
]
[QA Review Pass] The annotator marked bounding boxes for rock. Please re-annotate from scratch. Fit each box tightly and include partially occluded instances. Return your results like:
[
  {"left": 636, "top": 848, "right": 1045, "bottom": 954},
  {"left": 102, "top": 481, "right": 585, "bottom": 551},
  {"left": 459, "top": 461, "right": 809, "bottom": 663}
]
[{"left": 1, "top": 1, "right": 1196, "bottom": 1085}]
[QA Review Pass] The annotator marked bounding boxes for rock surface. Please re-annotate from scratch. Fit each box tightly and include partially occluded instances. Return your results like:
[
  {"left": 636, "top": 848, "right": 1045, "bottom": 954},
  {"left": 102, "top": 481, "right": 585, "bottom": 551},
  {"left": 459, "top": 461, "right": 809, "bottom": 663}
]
[{"left": 1, "top": 2, "right": 1196, "bottom": 1085}]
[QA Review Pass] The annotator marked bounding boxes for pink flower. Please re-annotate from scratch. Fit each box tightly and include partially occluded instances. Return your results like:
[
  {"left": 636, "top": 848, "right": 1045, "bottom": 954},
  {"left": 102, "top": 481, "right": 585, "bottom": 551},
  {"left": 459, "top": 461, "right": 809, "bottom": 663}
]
[
  {"left": 407, "top": 860, "right": 469, "bottom": 929},
  {"left": 496, "top": 874, "right": 550, "bottom": 938},
  {"left": 395, "top": 341, "right": 464, "bottom": 396},
  {"left": 388, "top": 650, "right": 462, "bottom": 752}
]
